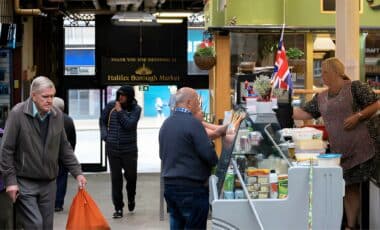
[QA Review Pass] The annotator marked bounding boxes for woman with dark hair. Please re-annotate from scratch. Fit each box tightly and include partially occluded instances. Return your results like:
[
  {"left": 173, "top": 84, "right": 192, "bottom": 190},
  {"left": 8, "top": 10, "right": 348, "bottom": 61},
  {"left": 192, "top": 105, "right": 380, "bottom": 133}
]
[{"left": 99, "top": 85, "right": 142, "bottom": 219}]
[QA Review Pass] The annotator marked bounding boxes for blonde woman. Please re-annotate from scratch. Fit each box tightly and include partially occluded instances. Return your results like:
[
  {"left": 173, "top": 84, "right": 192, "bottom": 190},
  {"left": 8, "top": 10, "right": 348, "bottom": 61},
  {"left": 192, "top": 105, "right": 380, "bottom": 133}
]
[{"left": 293, "top": 57, "right": 380, "bottom": 230}]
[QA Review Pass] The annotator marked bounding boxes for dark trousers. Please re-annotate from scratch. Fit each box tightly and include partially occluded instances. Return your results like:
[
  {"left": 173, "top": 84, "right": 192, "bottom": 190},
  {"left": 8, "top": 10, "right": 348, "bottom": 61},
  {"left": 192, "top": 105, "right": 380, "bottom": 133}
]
[
  {"left": 17, "top": 178, "right": 56, "bottom": 230},
  {"left": 55, "top": 162, "right": 68, "bottom": 209},
  {"left": 164, "top": 184, "right": 209, "bottom": 230},
  {"left": 108, "top": 152, "right": 138, "bottom": 211},
  {"left": 0, "top": 190, "right": 13, "bottom": 229}
]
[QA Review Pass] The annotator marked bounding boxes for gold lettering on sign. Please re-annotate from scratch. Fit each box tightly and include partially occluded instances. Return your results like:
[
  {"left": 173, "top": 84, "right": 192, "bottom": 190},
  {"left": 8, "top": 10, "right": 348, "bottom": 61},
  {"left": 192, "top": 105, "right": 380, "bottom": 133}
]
[
  {"left": 159, "top": 75, "right": 180, "bottom": 81},
  {"left": 107, "top": 75, "right": 130, "bottom": 81},
  {"left": 109, "top": 57, "right": 176, "bottom": 63},
  {"left": 130, "top": 75, "right": 158, "bottom": 82},
  {"left": 111, "top": 57, "right": 126, "bottom": 62},
  {"left": 135, "top": 64, "right": 153, "bottom": 75}
]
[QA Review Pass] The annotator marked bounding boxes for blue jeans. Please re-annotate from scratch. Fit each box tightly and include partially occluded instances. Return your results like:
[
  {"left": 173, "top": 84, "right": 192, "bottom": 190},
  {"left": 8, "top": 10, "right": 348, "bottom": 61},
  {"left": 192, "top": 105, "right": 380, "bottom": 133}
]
[{"left": 164, "top": 184, "right": 209, "bottom": 230}]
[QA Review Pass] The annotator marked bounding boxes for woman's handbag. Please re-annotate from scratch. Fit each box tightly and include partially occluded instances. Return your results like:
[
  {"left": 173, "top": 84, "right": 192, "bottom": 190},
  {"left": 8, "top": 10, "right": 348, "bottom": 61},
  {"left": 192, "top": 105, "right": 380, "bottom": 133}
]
[{"left": 66, "top": 188, "right": 110, "bottom": 230}]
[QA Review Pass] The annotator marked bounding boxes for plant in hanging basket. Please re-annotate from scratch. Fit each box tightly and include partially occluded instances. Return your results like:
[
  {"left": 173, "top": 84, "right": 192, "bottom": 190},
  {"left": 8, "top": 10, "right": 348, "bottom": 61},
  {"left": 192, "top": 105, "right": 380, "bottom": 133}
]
[{"left": 193, "top": 40, "right": 216, "bottom": 70}]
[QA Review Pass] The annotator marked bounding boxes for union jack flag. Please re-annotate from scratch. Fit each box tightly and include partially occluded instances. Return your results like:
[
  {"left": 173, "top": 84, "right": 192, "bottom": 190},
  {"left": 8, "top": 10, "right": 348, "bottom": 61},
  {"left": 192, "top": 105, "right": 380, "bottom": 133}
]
[{"left": 272, "top": 37, "right": 293, "bottom": 93}]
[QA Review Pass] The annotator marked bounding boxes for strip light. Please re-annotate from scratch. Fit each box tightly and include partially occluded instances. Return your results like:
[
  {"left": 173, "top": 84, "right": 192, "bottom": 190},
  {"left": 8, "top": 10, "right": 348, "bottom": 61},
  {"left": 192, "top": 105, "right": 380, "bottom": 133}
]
[
  {"left": 153, "top": 12, "right": 194, "bottom": 18},
  {"left": 111, "top": 12, "right": 157, "bottom": 25},
  {"left": 156, "top": 18, "right": 183, "bottom": 24}
]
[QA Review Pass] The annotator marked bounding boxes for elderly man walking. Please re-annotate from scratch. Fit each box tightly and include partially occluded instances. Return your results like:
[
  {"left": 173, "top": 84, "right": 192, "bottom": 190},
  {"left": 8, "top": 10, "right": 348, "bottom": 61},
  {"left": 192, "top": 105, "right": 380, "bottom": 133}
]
[{"left": 0, "top": 76, "right": 86, "bottom": 229}]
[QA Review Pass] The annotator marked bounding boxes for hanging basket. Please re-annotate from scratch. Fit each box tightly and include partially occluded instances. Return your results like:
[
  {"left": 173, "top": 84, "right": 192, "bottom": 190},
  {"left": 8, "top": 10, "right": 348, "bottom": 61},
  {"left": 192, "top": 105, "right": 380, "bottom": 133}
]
[{"left": 194, "top": 56, "right": 216, "bottom": 70}]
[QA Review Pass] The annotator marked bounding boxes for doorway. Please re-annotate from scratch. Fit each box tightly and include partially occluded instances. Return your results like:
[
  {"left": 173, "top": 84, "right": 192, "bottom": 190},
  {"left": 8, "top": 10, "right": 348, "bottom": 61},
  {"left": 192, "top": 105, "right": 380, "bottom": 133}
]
[{"left": 66, "top": 85, "right": 210, "bottom": 172}]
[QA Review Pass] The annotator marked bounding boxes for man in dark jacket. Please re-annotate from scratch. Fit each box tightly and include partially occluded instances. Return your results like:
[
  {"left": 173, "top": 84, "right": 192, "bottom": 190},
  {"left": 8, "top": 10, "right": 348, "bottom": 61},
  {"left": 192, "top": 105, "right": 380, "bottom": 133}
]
[
  {"left": 53, "top": 97, "right": 77, "bottom": 212},
  {"left": 159, "top": 87, "right": 218, "bottom": 229},
  {"left": 0, "top": 76, "right": 86, "bottom": 229},
  {"left": 99, "top": 85, "right": 141, "bottom": 218}
]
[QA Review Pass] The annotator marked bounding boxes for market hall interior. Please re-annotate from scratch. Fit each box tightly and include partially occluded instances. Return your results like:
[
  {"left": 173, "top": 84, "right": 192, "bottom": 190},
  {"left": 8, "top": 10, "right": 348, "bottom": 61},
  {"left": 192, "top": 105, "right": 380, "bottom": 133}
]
[{"left": 1, "top": 0, "right": 380, "bottom": 229}]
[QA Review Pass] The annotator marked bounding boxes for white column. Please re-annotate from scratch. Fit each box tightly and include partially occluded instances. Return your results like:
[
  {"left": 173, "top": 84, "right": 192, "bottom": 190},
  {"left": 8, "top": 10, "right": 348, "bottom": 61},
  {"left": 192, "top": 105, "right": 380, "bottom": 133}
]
[{"left": 335, "top": 0, "right": 360, "bottom": 80}]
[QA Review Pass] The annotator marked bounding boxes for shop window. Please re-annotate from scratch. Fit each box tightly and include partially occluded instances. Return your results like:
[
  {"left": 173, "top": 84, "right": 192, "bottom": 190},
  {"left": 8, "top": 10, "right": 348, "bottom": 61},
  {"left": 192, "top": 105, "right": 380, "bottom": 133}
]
[
  {"left": 64, "top": 16, "right": 95, "bottom": 76},
  {"left": 365, "top": 33, "right": 380, "bottom": 90},
  {"left": 321, "top": 0, "right": 363, "bottom": 14}
]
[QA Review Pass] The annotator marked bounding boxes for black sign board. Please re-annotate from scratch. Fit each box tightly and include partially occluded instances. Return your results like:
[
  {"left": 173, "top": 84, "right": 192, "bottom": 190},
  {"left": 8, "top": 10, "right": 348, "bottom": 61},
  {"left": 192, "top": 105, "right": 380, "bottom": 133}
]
[
  {"left": 96, "top": 15, "right": 187, "bottom": 85},
  {"left": 102, "top": 56, "right": 184, "bottom": 85}
]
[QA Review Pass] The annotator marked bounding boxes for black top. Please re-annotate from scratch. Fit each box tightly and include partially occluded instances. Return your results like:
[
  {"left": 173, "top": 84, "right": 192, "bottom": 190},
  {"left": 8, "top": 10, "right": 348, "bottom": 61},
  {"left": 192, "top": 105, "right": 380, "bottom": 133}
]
[{"left": 159, "top": 110, "right": 218, "bottom": 186}]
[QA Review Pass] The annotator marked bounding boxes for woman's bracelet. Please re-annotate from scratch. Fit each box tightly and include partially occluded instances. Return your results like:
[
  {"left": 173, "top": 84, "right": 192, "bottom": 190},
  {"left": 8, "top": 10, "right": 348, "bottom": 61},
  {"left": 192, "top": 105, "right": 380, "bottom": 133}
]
[{"left": 357, "top": 112, "right": 364, "bottom": 120}]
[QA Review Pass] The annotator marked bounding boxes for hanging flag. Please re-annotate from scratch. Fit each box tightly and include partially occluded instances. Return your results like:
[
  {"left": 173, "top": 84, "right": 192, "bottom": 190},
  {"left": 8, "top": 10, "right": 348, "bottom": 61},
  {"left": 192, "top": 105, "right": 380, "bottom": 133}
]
[{"left": 272, "top": 27, "right": 293, "bottom": 93}]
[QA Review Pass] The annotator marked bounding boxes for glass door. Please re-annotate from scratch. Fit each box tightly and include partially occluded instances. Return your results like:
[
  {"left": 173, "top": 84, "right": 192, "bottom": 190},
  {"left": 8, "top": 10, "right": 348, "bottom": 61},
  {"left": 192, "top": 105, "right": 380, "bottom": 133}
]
[{"left": 68, "top": 89, "right": 106, "bottom": 172}]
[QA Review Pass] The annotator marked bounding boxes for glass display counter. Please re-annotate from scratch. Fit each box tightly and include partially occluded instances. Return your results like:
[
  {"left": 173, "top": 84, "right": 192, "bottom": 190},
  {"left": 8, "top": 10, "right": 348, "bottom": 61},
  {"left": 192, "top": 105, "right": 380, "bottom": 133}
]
[
  {"left": 210, "top": 109, "right": 344, "bottom": 229},
  {"left": 0, "top": 49, "right": 12, "bottom": 129}
]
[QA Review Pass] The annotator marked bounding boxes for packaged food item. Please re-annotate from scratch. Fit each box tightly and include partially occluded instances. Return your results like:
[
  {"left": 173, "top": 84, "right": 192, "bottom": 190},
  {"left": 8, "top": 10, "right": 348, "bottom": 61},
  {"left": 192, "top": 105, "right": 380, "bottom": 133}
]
[
  {"left": 258, "top": 192, "right": 269, "bottom": 199},
  {"left": 224, "top": 191, "right": 235, "bottom": 199},
  {"left": 288, "top": 143, "right": 296, "bottom": 159},
  {"left": 295, "top": 139, "right": 324, "bottom": 150},
  {"left": 223, "top": 168, "right": 235, "bottom": 192},
  {"left": 269, "top": 169, "right": 278, "bottom": 199},
  {"left": 278, "top": 174, "right": 288, "bottom": 199},
  {"left": 236, "top": 156, "right": 247, "bottom": 175},
  {"left": 317, "top": 153, "right": 342, "bottom": 167},
  {"left": 234, "top": 177, "right": 242, "bottom": 189},
  {"left": 234, "top": 189, "right": 245, "bottom": 199},
  {"left": 246, "top": 168, "right": 270, "bottom": 177},
  {"left": 247, "top": 183, "right": 260, "bottom": 192},
  {"left": 240, "top": 136, "right": 250, "bottom": 152},
  {"left": 246, "top": 176, "right": 258, "bottom": 184},
  {"left": 249, "top": 191, "right": 259, "bottom": 199},
  {"left": 259, "top": 183, "right": 270, "bottom": 193},
  {"left": 257, "top": 175, "right": 269, "bottom": 184}
]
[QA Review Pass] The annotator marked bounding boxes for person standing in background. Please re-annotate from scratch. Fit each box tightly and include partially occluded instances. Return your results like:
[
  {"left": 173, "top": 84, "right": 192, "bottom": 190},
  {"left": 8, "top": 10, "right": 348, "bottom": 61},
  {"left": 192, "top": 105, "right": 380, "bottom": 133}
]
[
  {"left": 99, "top": 85, "right": 141, "bottom": 219},
  {"left": 0, "top": 76, "right": 86, "bottom": 229},
  {"left": 159, "top": 87, "right": 218, "bottom": 229},
  {"left": 155, "top": 97, "right": 164, "bottom": 119},
  {"left": 293, "top": 58, "right": 380, "bottom": 230},
  {"left": 53, "top": 97, "right": 77, "bottom": 212},
  {"left": 168, "top": 86, "right": 177, "bottom": 115}
]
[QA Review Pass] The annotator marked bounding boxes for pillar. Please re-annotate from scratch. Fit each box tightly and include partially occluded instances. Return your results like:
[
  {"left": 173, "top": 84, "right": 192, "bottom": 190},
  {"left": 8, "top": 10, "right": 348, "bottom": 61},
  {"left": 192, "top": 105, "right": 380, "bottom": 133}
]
[
  {"left": 210, "top": 32, "right": 231, "bottom": 155},
  {"left": 336, "top": 0, "right": 360, "bottom": 80}
]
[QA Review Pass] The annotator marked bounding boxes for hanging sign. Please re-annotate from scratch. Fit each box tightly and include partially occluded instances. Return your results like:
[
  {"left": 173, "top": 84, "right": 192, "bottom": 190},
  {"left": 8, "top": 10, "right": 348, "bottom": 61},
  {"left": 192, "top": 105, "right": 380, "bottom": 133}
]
[{"left": 101, "top": 56, "right": 185, "bottom": 85}]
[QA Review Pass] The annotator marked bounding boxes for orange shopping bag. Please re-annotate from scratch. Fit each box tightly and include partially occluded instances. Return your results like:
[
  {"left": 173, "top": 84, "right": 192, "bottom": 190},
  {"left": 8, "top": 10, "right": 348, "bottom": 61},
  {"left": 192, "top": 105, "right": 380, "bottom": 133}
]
[{"left": 66, "top": 188, "right": 110, "bottom": 230}]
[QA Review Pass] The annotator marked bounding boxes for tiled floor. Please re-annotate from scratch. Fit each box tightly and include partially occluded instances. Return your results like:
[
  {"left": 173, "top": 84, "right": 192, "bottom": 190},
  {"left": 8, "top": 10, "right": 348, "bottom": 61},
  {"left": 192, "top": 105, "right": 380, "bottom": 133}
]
[
  {"left": 53, "top": 117, "right": 213, "bottom": 229},
  {"left": 54, "top": 173, "right": 170, "bottom": 230},
  {"left": 54, "top": 118, "right": 170, "bottom": 229}
]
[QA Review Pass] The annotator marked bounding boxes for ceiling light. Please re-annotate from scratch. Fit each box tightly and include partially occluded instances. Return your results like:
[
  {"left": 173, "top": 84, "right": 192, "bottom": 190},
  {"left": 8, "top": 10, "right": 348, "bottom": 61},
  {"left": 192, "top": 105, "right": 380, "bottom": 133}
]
[
  {"left": 153, "top": 12, "right": 194, "bottom": 18},
  {"left": 156, "top": 18, "right": 183, "bottom": 24},
  {"left": 111, "top": 12, "right": 157, "bottom": 26}
]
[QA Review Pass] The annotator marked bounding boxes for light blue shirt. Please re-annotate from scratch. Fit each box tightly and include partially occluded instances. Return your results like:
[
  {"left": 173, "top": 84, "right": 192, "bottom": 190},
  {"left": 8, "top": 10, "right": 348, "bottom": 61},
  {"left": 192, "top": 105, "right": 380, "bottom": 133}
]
[{"left": 32, "top": 102, "right": 51, "bottom": 121}]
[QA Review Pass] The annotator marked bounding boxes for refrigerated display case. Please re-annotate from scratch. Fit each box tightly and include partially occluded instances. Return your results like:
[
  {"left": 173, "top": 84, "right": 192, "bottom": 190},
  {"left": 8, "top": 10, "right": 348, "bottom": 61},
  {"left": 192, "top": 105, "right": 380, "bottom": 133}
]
[
  {"left": 0, "top": 49, "right": 12, "bottom": 129},
  {"left": 210, "top": 110, "right": 344, "bottom": 229}
]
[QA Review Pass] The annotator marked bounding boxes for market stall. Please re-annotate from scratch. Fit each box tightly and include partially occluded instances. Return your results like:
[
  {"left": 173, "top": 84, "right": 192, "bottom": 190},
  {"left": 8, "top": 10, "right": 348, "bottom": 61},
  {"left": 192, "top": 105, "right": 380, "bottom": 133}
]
[{"left": 210, "top": 109, "right": 344, "bottom": 229}]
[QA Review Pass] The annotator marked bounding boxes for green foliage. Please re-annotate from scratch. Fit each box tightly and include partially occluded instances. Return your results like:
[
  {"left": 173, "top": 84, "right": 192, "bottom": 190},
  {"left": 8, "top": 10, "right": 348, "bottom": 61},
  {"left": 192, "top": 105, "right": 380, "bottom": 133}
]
[
  {"left": 253, "top": 75, "right": 272, "bottom": 98},
  {"left": 272, "top": 88, "right": 285, "bottom": 97},
  {"left": 260, "top": 40, "right": 277, "bottom": 58},
  {"left": 194, "top": 41, "right": 215, "bottom": 57},
  {"left": 194, "top": 47, "right": 215, "bottom": 57},
  {"left": 286, "top": 47, "right": 304, "bottom": 59}
]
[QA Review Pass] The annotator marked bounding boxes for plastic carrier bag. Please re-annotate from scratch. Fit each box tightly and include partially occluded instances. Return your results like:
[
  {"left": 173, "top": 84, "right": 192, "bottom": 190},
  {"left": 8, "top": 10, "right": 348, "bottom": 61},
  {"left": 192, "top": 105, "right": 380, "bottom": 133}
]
[{"left": 66, "top": 188, "right": 110, "bottom": 230}]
